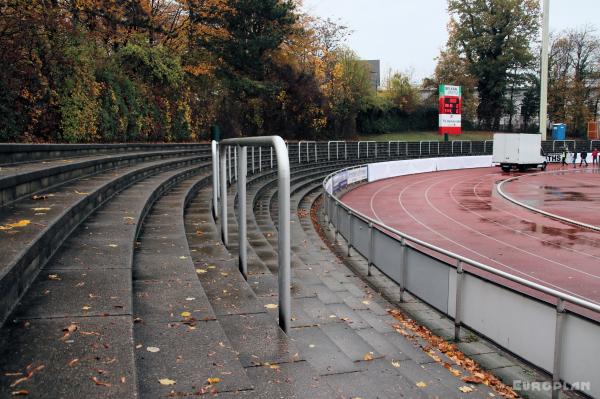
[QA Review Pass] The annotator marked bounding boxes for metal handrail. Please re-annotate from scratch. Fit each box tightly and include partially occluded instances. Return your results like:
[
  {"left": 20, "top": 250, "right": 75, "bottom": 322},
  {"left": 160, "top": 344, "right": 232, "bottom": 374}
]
[
  {"left": 451, "top": 140, "right": 472, "bottom": 154},
  {"left": 327, "top": 141, "right": 347, "bottom": 160},
  {"left": 484, "top": 140, "right": 493, "bottom": 153},
  {"left": 298, "top": 141, "right": 317, "bottom": 163},
  {"left": 211, "top": 141, "right": 220, "bottom": 220},
  {"left": 217, "top": 136, "right": 291, "bottom": 333},
  {"left": 419, "top": 141, "right": 440, "bottom": 155},
  {"left": 322, "top": 162, "right": 600, "bottom": 392},
  {"left": 358, "top": 141, "right": 377, "bottom": 158},
  {"left": 552, "top": 140, "right": 575, "bottom": 152},
  {"left": 322, "top": 166, "right": 600, "bottom": 313},
  {"left": 388, "top": 141, "right": 408, "bottom": 157}
]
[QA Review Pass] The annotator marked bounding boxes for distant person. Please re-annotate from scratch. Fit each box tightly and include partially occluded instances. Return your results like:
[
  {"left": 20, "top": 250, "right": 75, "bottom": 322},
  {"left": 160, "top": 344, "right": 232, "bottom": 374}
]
[
  {"left": 580, "top": 150, "right": 588, "bottom": 167},
  {"left": 561, "top": 147, "right": 568, "bottom": 166},
  {"left": 592, "top": 148, "right": 598, "bottom": 167},
  {"left": 572, "top": 150, "right": 577, "bottom": 168}
]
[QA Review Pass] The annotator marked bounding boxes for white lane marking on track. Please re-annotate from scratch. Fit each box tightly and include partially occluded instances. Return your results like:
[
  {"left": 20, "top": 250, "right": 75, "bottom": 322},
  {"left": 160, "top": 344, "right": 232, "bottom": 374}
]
[
  {"left": 453, "top": 174, "right": 600, "bottom": 260},
  {"left": 378, "top": 174, "right": 600, "bottom": 302},
  {"left": 369, "top": 175, "right": 443, "bottom": 224},
  {"left": 440, "top": 181, "right": 600, "bottom": 278},
  {"left": 472, "top": 177, "right": 600, "bottom": 247}
]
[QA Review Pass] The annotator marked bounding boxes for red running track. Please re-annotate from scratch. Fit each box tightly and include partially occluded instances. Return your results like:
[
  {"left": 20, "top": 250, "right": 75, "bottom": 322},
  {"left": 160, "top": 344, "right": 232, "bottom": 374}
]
[
  {"left": 501, "top": 167, "right": 600, "bottom": 228},
  {"left": 341, "top": 165, "right": 600, "bottom": 320}
]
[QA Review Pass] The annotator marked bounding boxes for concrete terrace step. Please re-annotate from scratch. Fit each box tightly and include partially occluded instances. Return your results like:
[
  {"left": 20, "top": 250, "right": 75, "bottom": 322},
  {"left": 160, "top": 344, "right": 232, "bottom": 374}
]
[
  {"left": 0, "top": 154, "right": 209, "bottom": 326},
  {"left": 0, "top": 162, "right": 208, "bottom": 398},
  {"left": 0, "top": 147, "right": 210, "bottom": 207},
  {"left": 219, "top": 165, "right": 498, "bottom": 398},
  {"left": 0, "top": 143, "right": 208, "bottom": 166},
  {"left": 184, "top": 179, "right": 337, "bottom": 397}
]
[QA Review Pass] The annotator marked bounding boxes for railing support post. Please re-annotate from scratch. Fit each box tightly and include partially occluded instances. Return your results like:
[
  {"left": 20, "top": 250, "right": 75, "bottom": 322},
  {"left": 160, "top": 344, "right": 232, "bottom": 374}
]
[
  {"left": 259, "top": 147, "right": 262, "bottom": 172},
  {"left": 211, "top": 141, "right": 220, "bottom": 221},
  {"left": 454, "top": 260, "right": 464, "bottom": 341},
  {"left": 399, "top": 238, "right": 407, "bottom": 302},
  {"left": 347, "top": 211, "right": 353, "bottom": 257},
  {"left": 251, "top": 147, "right": 255, "bottom": 174},
  {"left": 234, "top": 146, "right": 238, "bottom": 181},
  {"left": 368, "top": 222, "right": 374, "bottom": 276},
  {"left": 552, "top": 299, "right": 566, "bottom": 399},
  {"left": 237, "top": 146, "right": 248, "bottom": 280},
  {"left": 219, "top": 146, "right": 229, "bottom": 247},
  {"left": 334, "top": 203, "right": 339, "bottom": 241}
]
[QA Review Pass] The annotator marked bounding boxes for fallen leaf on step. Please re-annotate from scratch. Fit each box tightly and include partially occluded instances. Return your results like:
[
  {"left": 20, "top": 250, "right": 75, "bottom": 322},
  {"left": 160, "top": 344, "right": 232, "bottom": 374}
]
[
  {"left": 179, "top": 256, "right": 187, "bottom": 260},
  {"left": 91, "top": 377, "right": 111, "bottom": 387},
  {"left": 264, "top": 304, "right": 278, "bottom": 309},
  {"left": 146, "top": 347, "right": 160, "bottom": 353},
  {"left": 74, "top": 190, "right": 90, "bottom": 195},
  {"left": 391, "top": 361, "right": 401, "bottom": 368},
  {"left": 61, "top": 324, "right": 78, "bottom": 340},
  {"left": 363, "top": 352, "right": 374, "bottom": 361},
  {"left": 159, "top": 378, "right": 176, "bottom": 386},
  {"left": 82, "top": 305, "right": 92, "bottom": 311},
  {"left": 206, "top": 377, "right": 221, "bottom": 384},
  {"left": 32, "top": 208, "right": 50, "bottom": 212},
  {"left": 0, "top": 220, "right": 31, "bottom": 231},
  {"left": 67, "top": 359, "right": 79, "bottom": 367},
  {"left": 458, "top": 386, "right": 473, "bottom": 393},
  {"left": 462, "top": 375, "right": 484, "bottom": 384},
  {"left": 10, "top": 390, "right": 29, "bottom": 396},
  {"left": 416, "top": 381, "right": 427, "bottom": 388},
  {"left": 48, "top": 274, "right": 61, "bottom": 281},
  {"left": 180, "top": 311, "right": 191, "bottom": 318},
  {"left": 220, "top": 272, "right": 229, "bottom": 277},
  {"left": 196, "top": 269, "right": 207, "bottom": 274},
  {"left": 108, "top": 244, "right": 118, "bottom": 248}
]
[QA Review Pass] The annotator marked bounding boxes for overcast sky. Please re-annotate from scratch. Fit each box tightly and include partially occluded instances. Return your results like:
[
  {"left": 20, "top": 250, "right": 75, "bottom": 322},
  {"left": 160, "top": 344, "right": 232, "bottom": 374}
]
[{"left": 302, "top": 0, "right": 600, "bottom": 83}]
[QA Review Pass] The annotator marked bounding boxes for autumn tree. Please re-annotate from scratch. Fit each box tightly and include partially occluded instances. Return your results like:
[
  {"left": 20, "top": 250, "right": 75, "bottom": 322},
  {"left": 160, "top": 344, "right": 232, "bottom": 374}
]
[{"left": 446, "top": 0, "right": 540, "bottom": 129}]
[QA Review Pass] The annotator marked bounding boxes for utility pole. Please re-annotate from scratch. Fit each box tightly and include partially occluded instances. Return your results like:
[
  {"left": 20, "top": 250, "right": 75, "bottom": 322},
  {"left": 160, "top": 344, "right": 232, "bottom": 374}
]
[{"left": 539, "top": 0, "right": 550, "bottom": 140}]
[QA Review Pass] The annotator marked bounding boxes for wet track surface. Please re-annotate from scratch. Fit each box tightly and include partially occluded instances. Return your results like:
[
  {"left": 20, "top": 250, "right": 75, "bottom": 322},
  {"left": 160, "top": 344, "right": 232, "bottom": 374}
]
[{"left": 341, "top": 165, "right": 600, "bottom": 319}]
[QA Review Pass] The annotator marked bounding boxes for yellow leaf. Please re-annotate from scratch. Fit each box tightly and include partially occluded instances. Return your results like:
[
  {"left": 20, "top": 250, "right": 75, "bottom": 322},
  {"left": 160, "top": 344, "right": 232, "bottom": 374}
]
[
  {"left": 181, "top": 311, "right": 191, "bottom": 318},
  {"left": 146, "top": 347, "right": 160, "bottom": 353},
  {"left": 0, "top": 220, "right": 31, "bottom": 231},
  {"left": 268, "top": 364, "right": 280, "bottom": 369},
  {"left": 363, "top": 352, "right": 374, "bottom": 361},
  {"left": 458, "top": 386, "right": 474, "bottom": 393},
  {"left": 220, "top": 272, "right": 229, "bottom": 277},
  {"left": 179, "top": 256, "right": 187, "bottom": 260},
  {"left": 391, "top": 360, "right": 401, "bottom": 368},
  {"left": 32, "top": 208, "right": 50, "bottom": 212},
  {"left": 207, "top": 377, "right": 221, "bottom": 384},
  {"left": 416, "top": 381, "right": 427, "bottom": 388},
  {"left": 264, "top": 304, "right": 278, "bottom": 309},
  {"left": 159, "top": 378, "right": 176, "bottom": 386},
  {"left": 82, "top": 305, "right": 91, "bottom": 311},
  {"left": 361, "top": 300, "right": 370, "bottom": 305},
  {"left": 196, "top": 269, "right": 207, "bottom": 274}
]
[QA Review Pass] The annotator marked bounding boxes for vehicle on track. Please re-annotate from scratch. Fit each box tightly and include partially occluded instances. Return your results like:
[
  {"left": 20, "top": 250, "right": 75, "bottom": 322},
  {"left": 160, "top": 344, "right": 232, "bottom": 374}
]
[{"left": 492, "top": 133, "right": 547, "bottom": 172}]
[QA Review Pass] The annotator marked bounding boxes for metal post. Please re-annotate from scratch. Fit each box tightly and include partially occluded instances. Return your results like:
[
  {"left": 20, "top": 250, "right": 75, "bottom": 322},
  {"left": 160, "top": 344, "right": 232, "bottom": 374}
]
[
  {"left": 399, "top": 238, "right": 407, "bottom": 302},
  {"left": 237, "top": 146, "right": 247, "bottom": 280},
  {"left": 219, "top": 146, "right": 228, "bottom": 247},
  {"left": 298, "top": 142, "right": 302, "bottom": 164},
  {"left": 540, "top": 0, "right": 550, "bottom": 140},
  {"left": 315, "top": 143, "right": 318, "bottom": 163},
  {"left": 368, "top": 223, "right": 374, "bottom": 276},
  {"left": 234, "top": 147, "right": 237, "bottom": 181},
  {"left": 552, "top": 298, "right": 565, "bottom": 399},
  {"left": 252, "top": 147, "right": 255, "bottom": 174},
  {"left": 270, "top": 147, "right": 273, "bottom": 169},
  {"left": 347, "top": 211, "right": 353, "bottom": 257},
  {"left": 227, "top": 146, "right": 231, "bottom": 184},
  {"left": 218, "top": 136, "right": 290, "bottom": 333},
  {"left": 454, "top": 260, "right": 464, "bottom": 341},
  {"left": 211, "top": 141, "right": 219, "bottom": 221},
  {"left": 259, "top": 147, "right": 262, "bottom": 172},
  {"left": 334, "top": 203, "right": 339, "bottom": 241}
]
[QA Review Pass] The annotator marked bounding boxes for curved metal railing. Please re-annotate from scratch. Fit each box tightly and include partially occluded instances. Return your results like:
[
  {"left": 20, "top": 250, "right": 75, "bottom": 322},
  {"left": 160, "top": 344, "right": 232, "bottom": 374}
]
[{"left": 322, "top": 162, "right": 600, "bottom": 398}]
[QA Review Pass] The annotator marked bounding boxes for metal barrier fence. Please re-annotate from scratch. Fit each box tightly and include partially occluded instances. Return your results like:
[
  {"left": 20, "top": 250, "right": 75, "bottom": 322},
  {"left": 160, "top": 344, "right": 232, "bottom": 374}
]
[
  {"left": 298, "top": 141, "right": 318, "bottom": 163},
  {"left": 357, "top": 141, "right": 377, "bottom": 158},
  {"left": 328, "top": 141, "right": 348, "bottom": 160},
  {"left": 214, "top": 136, "right": 291, "bottom": 333},
  {"left": 323, "top": 161, "right": 600, "bottom": 399}
]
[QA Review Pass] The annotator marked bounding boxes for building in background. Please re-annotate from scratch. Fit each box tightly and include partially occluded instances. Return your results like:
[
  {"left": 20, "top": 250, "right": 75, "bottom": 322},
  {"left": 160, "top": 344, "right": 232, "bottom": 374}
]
[{"left": 361, "top": 60, "right": 381, "bottom": 91}]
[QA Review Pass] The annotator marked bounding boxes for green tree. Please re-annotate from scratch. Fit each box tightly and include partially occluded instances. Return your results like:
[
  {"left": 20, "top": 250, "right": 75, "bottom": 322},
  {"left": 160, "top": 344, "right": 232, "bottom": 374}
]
[{"left": 446, "top": 0, "right": 539, "bottom": 129}]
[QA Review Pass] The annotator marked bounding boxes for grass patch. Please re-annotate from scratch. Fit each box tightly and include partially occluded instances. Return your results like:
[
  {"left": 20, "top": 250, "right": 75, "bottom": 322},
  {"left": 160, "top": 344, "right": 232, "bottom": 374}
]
[{"left": 357, "top": 131, "right": 494, "bottom": 142}]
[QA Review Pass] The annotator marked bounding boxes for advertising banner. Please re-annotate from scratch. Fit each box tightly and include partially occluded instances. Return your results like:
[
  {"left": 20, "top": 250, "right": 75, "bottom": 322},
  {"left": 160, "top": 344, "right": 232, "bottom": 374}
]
[
  {"left": 347, "top": 167, "right": 368, "bottom": 185},
  {"left": 332, "top": 170, "right": 348, "bottom": 193},
  {"left": 439, "top": 85, "right": 462, "bottom": 135}
]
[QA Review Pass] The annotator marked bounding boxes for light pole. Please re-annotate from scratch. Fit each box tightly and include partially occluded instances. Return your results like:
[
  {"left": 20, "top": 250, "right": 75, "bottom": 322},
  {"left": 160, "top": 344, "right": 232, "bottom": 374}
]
[{"left": 539, "top": 0, "right": 550, "bottom": 140}]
